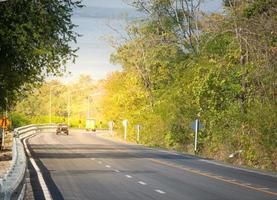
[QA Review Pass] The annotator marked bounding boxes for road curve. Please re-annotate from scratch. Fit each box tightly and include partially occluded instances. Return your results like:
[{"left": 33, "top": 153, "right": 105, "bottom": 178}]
[{"left": 24, "top": 130, "right": 277, "bottom": 200}]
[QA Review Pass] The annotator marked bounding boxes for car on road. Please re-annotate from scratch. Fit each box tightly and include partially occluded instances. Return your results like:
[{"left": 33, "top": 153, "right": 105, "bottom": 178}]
[{"left": 56, "top": 123, "right": 69, "bottom": 135}]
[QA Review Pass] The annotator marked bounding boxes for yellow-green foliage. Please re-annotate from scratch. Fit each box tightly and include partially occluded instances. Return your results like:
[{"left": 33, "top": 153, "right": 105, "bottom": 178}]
[
  {"left": 100, "top": 0, "right": 277, "bottom": 171},
  {"left": 12, "top": 0, "right": 277, "bottom": 172}
]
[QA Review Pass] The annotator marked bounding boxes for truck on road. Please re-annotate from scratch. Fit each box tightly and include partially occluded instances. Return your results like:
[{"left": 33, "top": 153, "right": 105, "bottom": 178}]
[{"left": 86, "top": 119, "right": 96, "bottom": 131}]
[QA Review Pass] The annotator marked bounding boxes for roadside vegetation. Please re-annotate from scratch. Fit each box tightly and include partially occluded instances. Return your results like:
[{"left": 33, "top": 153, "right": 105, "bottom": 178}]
[
  {"left": 3, "top": 0, "right": 277, "bottom": 171},
  {"left": 0, "top": 0, "right": 82, "bottom": 153},
  {"left": 100, "top": 0, "right": 277, "bottom": 171}
]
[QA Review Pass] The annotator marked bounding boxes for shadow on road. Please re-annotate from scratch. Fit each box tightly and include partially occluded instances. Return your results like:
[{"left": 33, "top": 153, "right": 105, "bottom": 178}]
[
  {"left": 26, "top": 139, "right": 65, "bottom": 200},
  {"left": 28, "top": 144, "right": 195, "bottom": 160}
]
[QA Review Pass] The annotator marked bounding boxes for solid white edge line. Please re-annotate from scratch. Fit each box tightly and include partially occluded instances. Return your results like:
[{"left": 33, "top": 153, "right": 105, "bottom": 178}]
[
  {"left": 199, "top": 159, "right": 277, "bottom": 178},
  {"left": 23, "top": 138, "right": 53, "bottom": 200},
  {"left": 258, "top": 187, "right": 270, "bottom": 190}
]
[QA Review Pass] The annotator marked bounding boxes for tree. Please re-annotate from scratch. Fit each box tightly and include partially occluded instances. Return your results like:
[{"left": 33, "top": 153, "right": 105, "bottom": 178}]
[
  {"left": 131, "top": 0, "right": 202, "bottom": 54},
  {"left": 106, "top": 0, "right": 277, "bottom": 170},
  {"left": 0, "top": 0, "right": 83, "bottom": 110}
]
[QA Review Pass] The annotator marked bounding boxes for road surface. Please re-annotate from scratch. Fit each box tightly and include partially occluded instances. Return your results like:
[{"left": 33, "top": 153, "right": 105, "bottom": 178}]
[{"left": 23, "top": 130, "right": 277, "bottom": 200}]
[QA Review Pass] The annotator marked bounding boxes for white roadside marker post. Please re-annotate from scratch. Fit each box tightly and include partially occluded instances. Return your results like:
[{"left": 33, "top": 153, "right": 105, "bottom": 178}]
[
  {"left": 194, "top": 118, "right": 199, "bottom": 155},
  {"left": 191, "top": 118, "right": 203, "bottom": 155},
  {"left": 109, "top": 121, "right": 114, "bottom": 136},
  {"left": 123, "top": 120, "right": 128, "bottom": 140},
  {"left": 136, "top": 125, "right": 141, "bottom": 143}
]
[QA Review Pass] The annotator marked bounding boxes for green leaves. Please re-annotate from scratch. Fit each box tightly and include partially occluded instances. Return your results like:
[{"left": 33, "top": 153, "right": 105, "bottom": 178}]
[
  {"left": 10, "top": 0, "right": 277, "bottom": 171},
  {"left": 0, "top": 0, "right": 83, "bottom": 110},
  {"left": 103, "top": 0, "right": 277, "bottom": 170}
]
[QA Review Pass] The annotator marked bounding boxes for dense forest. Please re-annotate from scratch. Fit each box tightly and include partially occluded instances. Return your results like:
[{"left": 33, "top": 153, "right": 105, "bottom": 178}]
[{"left": 11, "top": 0, "right": 277, "bottom": 171}]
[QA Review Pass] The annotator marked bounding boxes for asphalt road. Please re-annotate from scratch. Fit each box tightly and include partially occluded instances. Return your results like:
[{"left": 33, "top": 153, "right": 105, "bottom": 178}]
[{"left": 24, "top": 130, "right": 277, "bottom": 200}]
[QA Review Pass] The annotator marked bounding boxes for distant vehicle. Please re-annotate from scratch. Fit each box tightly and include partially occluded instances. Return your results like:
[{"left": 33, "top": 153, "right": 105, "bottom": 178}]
[
  {"left": 86, "top": 119, "right": 96, "bottom": 131},
  {"left": 56, "top": 123, "right": 69, "bottom": 135}
]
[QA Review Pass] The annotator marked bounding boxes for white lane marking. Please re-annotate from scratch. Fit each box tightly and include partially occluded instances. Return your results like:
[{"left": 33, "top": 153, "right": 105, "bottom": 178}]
[
  {"left": 105, "top": 165, "right": 111, "bottom": 168},
  {"left": 199, "top": 159, "right": 277, "bottom": 178},
  {"left": 25, "top": 146, "right": 31, "bottom": 156},
  {"left": 90, "top": 158, "right": 95, "bottom": 161},
  {"left": 125, "top": 175, "right": 133, "bottom": 178},
  {"left": 138, "top": 181, "right": 147, "bottom": 185},
  {"left": 259, "top": 187, "right": 270, "bottom": 190},
  {"left": 114, "top": 170, "right": 120, "bottom": 173},
  {"left": 98, "top": 161, "right": 102, "bottom": 164},
  {"left": 23, "top": 138, "right": 53, "bottom": 200},
  {"left": 155, "top": 189, "right": 166, "bottom": 194},
  {"left": 158, "top": 149, "right": 179, "bottom": 155}
]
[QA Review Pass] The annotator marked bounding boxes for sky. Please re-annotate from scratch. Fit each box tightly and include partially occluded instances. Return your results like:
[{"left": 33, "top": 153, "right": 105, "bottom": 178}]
[{"left": 64, "top": 0, "right": 223, "bottom": 82}]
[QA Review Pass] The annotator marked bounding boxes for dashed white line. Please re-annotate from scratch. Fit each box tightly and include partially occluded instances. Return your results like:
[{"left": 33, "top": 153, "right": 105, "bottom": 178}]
[
  {"left": 98, "top": 161, "right": 102, "bottom": 164},
  {"left": 105, "top": 165, "right": 111, "bottom": 168},
  {"left": 125, "top": 175, "right": 133, "bottom": 178},
  {"left": 90, "top": 158, "right": 95, "bottom": 161},
  {"left": 155, "top": 189, "right": 166, "bottom": 194},
  {"left": 138, "top": 181, "right": 147, "bottom": 185},
  {"left": 114, "top": 169, "right": 120, "bottom": 173}
]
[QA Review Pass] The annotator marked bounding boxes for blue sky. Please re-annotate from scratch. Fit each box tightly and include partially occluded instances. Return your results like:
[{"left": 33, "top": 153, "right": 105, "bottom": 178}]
[{"left": 65, "top": 0, "right": 223, "bottom": 82}]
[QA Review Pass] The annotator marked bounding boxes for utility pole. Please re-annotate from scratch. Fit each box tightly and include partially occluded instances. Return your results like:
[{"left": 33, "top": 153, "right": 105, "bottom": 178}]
[
  {"left": 87, "top": 96, "right": 90, "bottom": 119},
  {"left": 49, "top": 85, "right": 62, "bottom": 124},
  {"left": 67, "top": 89, "right": 70, "bottom": 126},
  {"left": 49, "top": 87, "right": 52, "bottom": 123}
]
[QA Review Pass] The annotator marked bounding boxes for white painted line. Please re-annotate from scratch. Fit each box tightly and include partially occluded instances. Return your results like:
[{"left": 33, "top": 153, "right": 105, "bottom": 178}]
[
  {"left": 114, "top": 170, "right": 120, "bottom": 173},
  {"left": 138, "top": 181, "right": 147, "bottom": 185},
  {"left": 258, "top": 187, "right": 270, "bottom": 190},
  {"left": 98, "top": 161, "right": 102, "bottom": 164},
  {"left": 90, "top": 158, "right": 95, "bottom": 161},
  {"left": 105, "top": 165, "right": 111, "bottom": 168},
  {"left": 158, "top": 149, "right": 179, "bottom": 156},
  {"left": 25, "top": 147, "right": 31, "bottom": 157},
  {"left": 23, "top": 138, "right": 53, "bottom": 200},
  {"left": 199, "top": 159, "right": 277, "bottom": 178},
  {"left": 155, "top": 189, "right": 166, "bottom": 194},
  {"left": 125, "top": 175, "right": 132, "bottom": 178}
]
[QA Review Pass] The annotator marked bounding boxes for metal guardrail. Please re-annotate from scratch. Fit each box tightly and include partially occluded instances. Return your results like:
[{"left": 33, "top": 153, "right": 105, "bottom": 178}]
[{"left": 0, "top": 124, "right": 56, "bottom": 200}]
